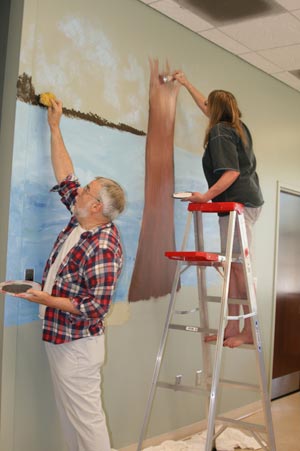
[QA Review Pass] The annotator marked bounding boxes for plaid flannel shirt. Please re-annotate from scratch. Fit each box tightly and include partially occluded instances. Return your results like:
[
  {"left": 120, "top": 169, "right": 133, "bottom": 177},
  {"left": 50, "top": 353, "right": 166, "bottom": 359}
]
[{"left": 42, "top": 175, "right": 123, "bottom": 344}]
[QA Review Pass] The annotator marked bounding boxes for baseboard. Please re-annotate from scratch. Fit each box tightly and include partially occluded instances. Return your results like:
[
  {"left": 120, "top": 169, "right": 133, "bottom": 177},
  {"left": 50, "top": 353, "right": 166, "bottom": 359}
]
[{"left": 119, "top": 400, "right": 262, "bottom": 451}]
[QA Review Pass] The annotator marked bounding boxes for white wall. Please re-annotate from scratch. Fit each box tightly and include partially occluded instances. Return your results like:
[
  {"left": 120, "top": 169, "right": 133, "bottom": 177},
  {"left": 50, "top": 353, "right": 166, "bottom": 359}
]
[{"left": 0, "top": 0, "right": 24, "bottom": 449}]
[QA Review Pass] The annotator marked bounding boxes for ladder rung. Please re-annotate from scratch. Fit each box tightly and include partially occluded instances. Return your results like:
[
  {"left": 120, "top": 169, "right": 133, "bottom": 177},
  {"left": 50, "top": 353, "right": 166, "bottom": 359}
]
[
  {"left": 216, "top": 416, "right": 267, "bottom": 434},
  {"left": 227, "top": 312, "right": 257, "bottom": 320},
  {"left": 175, "top": 307, "right": 199, "bottom": 315},
  {"left": 169, "top": 324, "right": 217, "bottom": 334},
  {"left": 156, "top": 379, "right": 260, "bottom": 394},
  {"left": 169, "top": 324, "right": 257, "bottom": 350},
  {"left": 157, "top": 381, "right": 205, "bottom": 395},
  {"left": 217, "top": 378, "right": 260, "bottom": 391},
  {"left": 207, "top": 341, "right": 255, "bottom": 350},
  {"left": 173, "top": 298, "right": 251, "bottom": 311},
  {"left": 207, "top": 295, "right": 250, "bottom": 306},
  {"left": 157, "top": 379, "right": 260, "bottom": 394}
]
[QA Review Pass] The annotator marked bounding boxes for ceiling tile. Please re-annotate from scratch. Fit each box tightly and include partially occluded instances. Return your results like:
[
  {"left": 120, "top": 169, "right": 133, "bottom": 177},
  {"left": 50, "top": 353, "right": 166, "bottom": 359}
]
[
  {"left": 200, "top": 29, "right": 250, "bottom": 54},
  {"left": 176, "top": 10, "right": 214, "bottom": 31},
  {"left": 292, "top": 8, "right": 300, "bottom": 17},
  {"left": 143, "top": 0, "right": 300, "bottom": 92},
  {"left": 150, "top": 0, "right": 177, "bottom": 6},
  {"left": 139, "top": 0, "right": 160, "bottom": 4},
  {"left": 151, "top": 0, "right": 213, "bottom": 31},
  {"left": 274, "top": 0, "right": 300, "bottom": 10},
  {"left": 259, "top": 44, "right": 300, "bottom": 70},
  {"left": 240, "top": 52, "right": 283, "bottom": 73},
  {"left": 219, "top": 12, "right": 300, "bottom": 50},
  {"left": 272, "top": 71, "right": 300, "bottom": 90}
]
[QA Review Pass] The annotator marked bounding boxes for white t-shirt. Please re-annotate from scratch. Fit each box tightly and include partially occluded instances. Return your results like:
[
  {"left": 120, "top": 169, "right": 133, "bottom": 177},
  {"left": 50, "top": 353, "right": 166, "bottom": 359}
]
[{"left": 39, "top": 225, "right": 85, "bottom": 319}]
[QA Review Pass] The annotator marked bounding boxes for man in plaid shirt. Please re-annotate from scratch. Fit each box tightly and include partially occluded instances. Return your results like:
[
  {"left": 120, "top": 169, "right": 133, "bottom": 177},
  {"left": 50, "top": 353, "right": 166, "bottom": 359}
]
[{"left": 20, "top": 98, "right": 125, "bottom": 451}]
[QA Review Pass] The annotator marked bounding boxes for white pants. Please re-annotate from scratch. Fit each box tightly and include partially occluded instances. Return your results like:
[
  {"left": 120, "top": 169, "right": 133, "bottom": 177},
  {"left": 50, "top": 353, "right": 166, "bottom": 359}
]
[
  {"left": 219, "top": 206, "right": 262, "bottom": 256},
  {"left": 45, "top": 335, "right": 111, "bottom": 451}
]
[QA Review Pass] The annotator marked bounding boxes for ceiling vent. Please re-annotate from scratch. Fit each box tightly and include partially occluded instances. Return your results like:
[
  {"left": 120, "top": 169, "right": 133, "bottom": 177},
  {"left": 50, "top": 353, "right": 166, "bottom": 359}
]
[
  {"left": 173, "top": 0, "right": 285, "bottom": 26},
  {"left": 289, "top": 69, "right": 300, "bottom": 80}
]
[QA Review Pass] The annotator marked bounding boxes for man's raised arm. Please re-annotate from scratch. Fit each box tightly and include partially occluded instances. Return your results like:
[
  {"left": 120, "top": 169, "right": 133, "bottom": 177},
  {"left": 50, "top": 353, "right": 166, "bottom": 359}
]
[{"left": 48, "top": 99, "right": 74, "bottom": 184}]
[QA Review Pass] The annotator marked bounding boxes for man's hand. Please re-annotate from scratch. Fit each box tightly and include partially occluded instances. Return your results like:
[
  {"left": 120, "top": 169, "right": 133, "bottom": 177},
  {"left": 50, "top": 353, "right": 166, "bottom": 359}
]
[
  {"left": 48, "top": 99, "right": 63, "bottom": 131},
  {"left": 18, "top": 289, "right": 51, "bottom": 305},
  {"left": 18, "top": 289, "right": 81, "bottom": 315}
]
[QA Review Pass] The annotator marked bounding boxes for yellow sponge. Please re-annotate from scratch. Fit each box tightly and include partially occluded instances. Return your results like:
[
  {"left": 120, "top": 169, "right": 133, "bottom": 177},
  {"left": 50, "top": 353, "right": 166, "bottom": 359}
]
[{"left": 39, "top": 92, "right": 56, "bottom": 107}]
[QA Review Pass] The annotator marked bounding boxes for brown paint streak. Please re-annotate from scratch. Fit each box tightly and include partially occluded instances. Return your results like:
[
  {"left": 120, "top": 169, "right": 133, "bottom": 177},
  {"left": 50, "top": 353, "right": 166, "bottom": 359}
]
[
  {"left": 16, "top": 73, "right": 146, "bottom": 136},
  {"left": 128, "top": 60, "right": 180, "bottom": 302}
]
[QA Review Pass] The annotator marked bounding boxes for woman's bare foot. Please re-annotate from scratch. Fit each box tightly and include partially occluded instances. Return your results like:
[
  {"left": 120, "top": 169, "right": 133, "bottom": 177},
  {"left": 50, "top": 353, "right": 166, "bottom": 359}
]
[
  {"left": 223, "top": 330, "right": 253, "bottom": 348},
  {"left": 204, "top": 322, "right": 240, "bottom": 343}
]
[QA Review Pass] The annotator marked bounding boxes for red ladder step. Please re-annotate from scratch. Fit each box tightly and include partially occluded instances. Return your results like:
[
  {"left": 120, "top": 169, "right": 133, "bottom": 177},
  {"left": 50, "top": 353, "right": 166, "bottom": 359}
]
[
  {"left": 188, "top": 201, "right": 244, "bottom": 214},
  {"left": 165, "top": 251, "right": 225, "bottom": 263}
]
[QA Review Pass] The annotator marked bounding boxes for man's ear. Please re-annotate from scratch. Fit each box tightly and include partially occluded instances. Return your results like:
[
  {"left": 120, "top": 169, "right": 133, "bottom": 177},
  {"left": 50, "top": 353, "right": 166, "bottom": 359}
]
[{"left": 92, "top": 202, "right": 103, "bottom": 213}]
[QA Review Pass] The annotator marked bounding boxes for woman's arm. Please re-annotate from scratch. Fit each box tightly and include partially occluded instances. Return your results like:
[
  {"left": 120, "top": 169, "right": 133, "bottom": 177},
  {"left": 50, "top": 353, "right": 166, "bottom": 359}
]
[
  {"left": 173, "top": 71, "right": 209, "bottom": 117},
  {"left": 185, "top": 170, "right": 240, "bottom": 203}
]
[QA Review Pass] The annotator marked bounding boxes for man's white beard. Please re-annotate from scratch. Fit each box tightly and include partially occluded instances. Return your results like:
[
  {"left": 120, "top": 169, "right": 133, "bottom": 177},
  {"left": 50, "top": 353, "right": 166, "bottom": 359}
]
[{"left": 73, "top": 204, "right": 89, "bottom": 219}]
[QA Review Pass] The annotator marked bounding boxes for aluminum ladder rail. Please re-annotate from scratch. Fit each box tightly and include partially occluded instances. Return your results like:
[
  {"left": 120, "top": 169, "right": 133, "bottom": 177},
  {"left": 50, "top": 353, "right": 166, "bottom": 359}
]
[{"left": 136, "top": 202, "right": 276, "bottom": 451}]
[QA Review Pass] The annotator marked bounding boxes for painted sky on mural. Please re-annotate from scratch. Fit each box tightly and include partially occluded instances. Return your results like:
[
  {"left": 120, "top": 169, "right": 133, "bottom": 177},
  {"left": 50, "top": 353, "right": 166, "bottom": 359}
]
[
  {"left": 4, "top": 101, "right": 220, "bottom": 326},
  {"left": 20, "top": 3, "right": 207, "bottom": 154}
]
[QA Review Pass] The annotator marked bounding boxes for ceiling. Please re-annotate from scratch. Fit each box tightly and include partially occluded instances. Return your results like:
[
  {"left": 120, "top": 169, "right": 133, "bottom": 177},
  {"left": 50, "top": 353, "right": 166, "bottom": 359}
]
[{"left": 139, "top": 0, "right": 300, "bottom": 93}]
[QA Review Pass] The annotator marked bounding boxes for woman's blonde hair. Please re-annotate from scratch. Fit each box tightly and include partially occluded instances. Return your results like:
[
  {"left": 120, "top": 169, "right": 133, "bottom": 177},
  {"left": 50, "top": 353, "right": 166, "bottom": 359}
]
[{"left": 204, "top": 90, "right": 246, "bottom": 147}]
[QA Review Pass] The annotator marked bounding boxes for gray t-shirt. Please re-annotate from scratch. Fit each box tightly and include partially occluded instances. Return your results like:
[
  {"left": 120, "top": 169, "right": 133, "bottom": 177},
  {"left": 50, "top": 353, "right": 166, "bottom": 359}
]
[{"left": 202, "top": 122, "right": 264, "bottom": 207}]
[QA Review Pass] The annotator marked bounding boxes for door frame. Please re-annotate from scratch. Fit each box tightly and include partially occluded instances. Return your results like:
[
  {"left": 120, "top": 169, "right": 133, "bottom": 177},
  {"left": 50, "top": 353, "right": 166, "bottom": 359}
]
[{"left": 269, "top": 181, "right": 300, "bottom": 397}]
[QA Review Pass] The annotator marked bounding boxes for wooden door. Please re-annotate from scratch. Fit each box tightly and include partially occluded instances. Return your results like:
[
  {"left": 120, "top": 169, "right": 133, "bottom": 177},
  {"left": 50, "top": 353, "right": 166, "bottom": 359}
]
[{"left": 272, "top": 190, "right": 300, "bottom": 398}]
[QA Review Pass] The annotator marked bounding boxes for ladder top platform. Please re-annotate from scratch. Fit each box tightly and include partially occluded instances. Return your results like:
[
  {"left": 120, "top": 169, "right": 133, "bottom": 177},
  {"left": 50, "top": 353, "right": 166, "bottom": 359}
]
[
  {"left": 165, "top": 251, "right": 225, "bottom": 263},
  {"left": 188, "top": 202, "right": 244, "bottom": 214}
]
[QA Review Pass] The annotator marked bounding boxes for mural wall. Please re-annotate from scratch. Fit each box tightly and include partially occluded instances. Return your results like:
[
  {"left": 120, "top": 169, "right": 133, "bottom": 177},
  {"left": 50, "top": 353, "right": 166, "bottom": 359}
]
[{"left": 5, "top": 0, "right": 220, "bottom": 328}]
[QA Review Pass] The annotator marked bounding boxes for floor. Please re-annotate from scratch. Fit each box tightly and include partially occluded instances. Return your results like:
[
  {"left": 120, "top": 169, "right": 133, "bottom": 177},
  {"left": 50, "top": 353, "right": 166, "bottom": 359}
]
[
  {"left": 140, "top": 392, "right": 300, "bottom": 451},
  {"left": 243, "top": 391, "right": 300, "bottom": 451},
  {"left": 187, "top": 391, "right": 300, "bottom": 451}
]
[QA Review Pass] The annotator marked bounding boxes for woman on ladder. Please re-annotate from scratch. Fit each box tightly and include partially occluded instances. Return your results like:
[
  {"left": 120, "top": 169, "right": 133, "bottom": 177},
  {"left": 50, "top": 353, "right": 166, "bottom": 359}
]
[{"left": 173, "top": 71, "right": 264, "bottom": 348}]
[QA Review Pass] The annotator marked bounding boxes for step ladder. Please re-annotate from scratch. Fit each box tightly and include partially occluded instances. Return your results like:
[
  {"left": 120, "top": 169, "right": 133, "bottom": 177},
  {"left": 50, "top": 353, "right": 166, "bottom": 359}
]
[{"left": 136, "top": 201, "right": 276, "bottom": 451}]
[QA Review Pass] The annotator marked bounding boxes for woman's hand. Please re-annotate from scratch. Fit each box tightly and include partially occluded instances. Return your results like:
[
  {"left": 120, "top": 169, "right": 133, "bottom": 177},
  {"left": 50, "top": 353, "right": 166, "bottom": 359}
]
[
  {"left": 172, "top": 70, "right": 189, "bottom": 87},
  {"left": 172, "top": 72, "right": 209, "bottom": 117},
  {"left": 182, "top": 191, "right": 209, "bottom": 203}
]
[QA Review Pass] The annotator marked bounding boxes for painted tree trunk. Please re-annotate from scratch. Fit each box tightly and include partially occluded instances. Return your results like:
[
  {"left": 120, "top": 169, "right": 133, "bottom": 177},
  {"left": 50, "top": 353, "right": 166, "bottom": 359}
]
[{"left": 128, "top": 60, "right": 180, "bottom": 302}]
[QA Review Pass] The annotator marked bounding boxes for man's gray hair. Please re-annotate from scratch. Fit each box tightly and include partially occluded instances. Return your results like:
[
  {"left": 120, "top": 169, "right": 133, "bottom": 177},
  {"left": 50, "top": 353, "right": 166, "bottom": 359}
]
[{"left": 95, "top": 177, "right": 125, "bottom": 221}]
